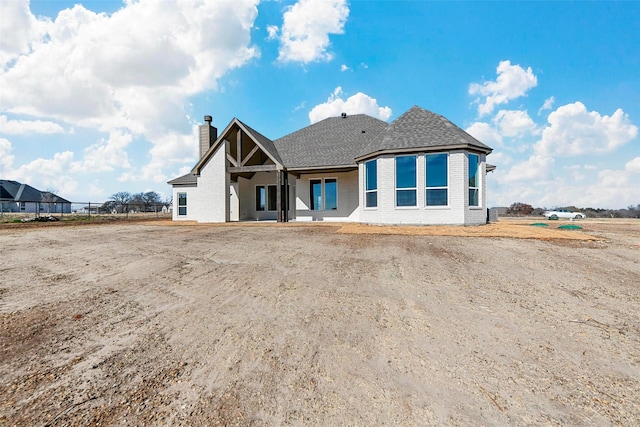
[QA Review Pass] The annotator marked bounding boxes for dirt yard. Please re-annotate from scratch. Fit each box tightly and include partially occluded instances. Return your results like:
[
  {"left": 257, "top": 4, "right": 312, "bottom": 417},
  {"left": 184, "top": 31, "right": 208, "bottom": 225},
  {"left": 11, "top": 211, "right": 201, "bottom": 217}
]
[{"left": 1, "top": 219, "right": 639, "bottom": 425}]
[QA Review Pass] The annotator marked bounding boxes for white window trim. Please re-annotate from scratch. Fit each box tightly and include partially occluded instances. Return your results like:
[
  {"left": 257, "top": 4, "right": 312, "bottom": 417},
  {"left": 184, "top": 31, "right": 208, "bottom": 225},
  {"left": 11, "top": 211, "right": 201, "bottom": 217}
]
[
  {"left": 364, "top": 160, "right": 377, "bottom": 210},
  {"left": 395, "top": 155, "right": 418, "bottom": 209},
  {"left": 425, "top": 153, "right": 449, "bottom": 208},
  {"left": 177, "top": 192, "right": 187, "bottom": 216},
  {"left": 468, "top": 153, "right": 481, "bottom": 208}
]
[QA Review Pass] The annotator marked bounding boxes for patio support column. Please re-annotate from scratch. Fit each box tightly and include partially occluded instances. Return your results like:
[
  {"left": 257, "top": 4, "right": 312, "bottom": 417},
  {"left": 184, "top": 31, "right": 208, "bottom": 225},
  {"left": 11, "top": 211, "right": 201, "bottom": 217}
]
[
  {"left": 283, "top": 171, "right": 289, "bottom": 222},
  {"left": 276, "top": 170, "right": 282, "bottom": 223}
]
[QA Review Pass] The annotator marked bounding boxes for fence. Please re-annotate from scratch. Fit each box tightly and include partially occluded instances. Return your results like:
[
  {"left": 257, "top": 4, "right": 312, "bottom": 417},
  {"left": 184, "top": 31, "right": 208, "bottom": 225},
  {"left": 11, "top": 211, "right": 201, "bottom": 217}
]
[{"left": 0, "top": 198, "right": 171, "bottom": 221}]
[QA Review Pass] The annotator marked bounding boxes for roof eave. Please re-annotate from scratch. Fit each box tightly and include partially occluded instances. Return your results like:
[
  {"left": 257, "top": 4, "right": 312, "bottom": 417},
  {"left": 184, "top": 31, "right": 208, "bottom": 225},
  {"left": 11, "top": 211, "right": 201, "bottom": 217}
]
[
  {"left": 286, "top": 164, "right": 358, "bottom": 175},
  {"left": 355, "top": 143, "right": 493, "bottom": 162}
]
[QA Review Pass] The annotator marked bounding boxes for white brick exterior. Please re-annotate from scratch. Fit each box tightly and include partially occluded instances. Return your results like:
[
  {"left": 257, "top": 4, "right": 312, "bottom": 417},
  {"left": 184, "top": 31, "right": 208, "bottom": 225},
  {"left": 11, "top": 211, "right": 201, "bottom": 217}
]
[
  {"left": 194, "top": 141, "right": 229, "bottom": 222},
  {"left": 358, "top": 151, "right": 487, "bottom": 225},
  {"left": 171, "top": 110, "right": 492, "bottom": 226},
  {"left": 175, "top": 149, "right": 488, "bottom": 225},
  {"left": 172, "top": 141, "right": 229, "bottom": 223},
  {"left": 171, "top": 185, "right": 196, "bottom": 221}
]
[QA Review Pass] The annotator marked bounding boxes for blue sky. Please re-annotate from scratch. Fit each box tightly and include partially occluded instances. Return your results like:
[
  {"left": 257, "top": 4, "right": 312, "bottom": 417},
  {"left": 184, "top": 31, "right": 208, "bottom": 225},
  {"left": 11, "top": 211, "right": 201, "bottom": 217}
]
[{"left": 1, "top": 0, "right": 638, "bottom": 208}]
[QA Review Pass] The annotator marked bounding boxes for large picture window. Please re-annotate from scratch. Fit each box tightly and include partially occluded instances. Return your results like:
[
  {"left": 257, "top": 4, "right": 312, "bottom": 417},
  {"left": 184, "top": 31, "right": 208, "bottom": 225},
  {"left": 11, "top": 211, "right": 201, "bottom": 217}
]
[
  {"left": 425, "top": 153, "right": 448, "bottom": 206},
  {"left": 468, "top": 153, "right": 479, "bottom": 207},
  {"left": 178, "top": 192, "right": 187, "bottom": 216},
  {"left": 256, "top": 185, "right": 278, "bottom": 211},
  {"left": 396, "top": 155, "right": 417, "bottom": 207},
  {"left": 310, "top": 178, "right": 338, "bottom": 211},
  {"left": 365, "top": 160, "right": 377, "bottom": 208}
]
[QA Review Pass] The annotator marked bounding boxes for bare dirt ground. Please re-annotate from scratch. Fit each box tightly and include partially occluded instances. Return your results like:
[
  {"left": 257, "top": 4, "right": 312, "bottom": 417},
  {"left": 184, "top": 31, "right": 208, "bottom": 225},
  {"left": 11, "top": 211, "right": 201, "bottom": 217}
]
[{"left": 1, "top": 219, "right": 639, "bottom": 426}]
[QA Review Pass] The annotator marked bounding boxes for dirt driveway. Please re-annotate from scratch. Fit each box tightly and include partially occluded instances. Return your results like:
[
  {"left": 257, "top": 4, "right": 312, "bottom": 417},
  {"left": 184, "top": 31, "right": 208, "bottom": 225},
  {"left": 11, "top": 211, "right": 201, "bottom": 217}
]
[{"left": 1, "top": 220, "right": 639, "bottom": 425}]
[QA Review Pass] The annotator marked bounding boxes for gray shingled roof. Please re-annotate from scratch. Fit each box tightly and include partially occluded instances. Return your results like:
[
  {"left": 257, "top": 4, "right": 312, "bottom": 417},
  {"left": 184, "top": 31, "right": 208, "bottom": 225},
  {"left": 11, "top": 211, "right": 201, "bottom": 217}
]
[
  {"left": 0, "top": 179, "right": 70, "bottom": 203},
  {"left": 167, "top": 173, "right": 197, "bottom": 185},
  {"left": 168, "top": 106, "right": 493, "bottom": 184},
  {"left": 355, "top": 106, "right": 492, "bottom": 160},
  {"left": 237, "top": 119, "right": 284, "bottom": 166},
  {"left": 273, "top": 114, "right": 388, "bottom": 169}
]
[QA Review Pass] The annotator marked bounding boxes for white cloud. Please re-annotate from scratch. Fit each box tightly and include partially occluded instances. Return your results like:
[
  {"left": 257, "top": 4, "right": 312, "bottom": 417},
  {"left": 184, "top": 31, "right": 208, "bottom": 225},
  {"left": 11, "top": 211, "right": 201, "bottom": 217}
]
[
  {"left": 469, "top": 60, "right": 538, "bottom": 116},
  {"left": 548, "top": 168, "right": 639, "bottom": 208},
  {"left": 466, "top": 122, "right": 503, "bottom": 148},
  {"left": 486, "top": 151, "right": 512, "bottom": 170},
  {"left": 308, "top": 87, "right": 392, "bottom": 124},
  {"left": 538, "top": 96, "right": 555, "bottom": 115},
  {"left": 72, "top": 130, "right": 133, "bottom": 173},
  {"left": 0, "top": 138, "right": 15, "bottom": 172},
  {"left": 6, "top": 150, "right": 79, "bottom": 196},
  {"left": 501, "top": 154, "right": 555, "bottom": 183},
  {"left": 0, "top": 138, "right": 78, "bottom": 196},
  {"left": 277, "top": 0, "right": 349, "bottom": 63},
  {"left": 492, "top": 110, "right": 537, "bottom": 137},
  {"left": 267, "top": 25, "right": 278, "bottom": 40},
  {"left": 340, "top": 64, "right": 350, "bottom": 72},
  {"left": 0, "top": 115, "right": 64, "bottom": 135},
  {"left": 141, "top": 128, "right": 200, "bottom": 181},
  {"left": 1, "top": 1, "right": 259, "bottom": 124},
  {"left": 0, "top": 0, "right": 260, "bottom": 192},
  {"left": 0, "top": 0, "right": 50, "bottom": 65},
  {"left": 626, "top": 157, "right": 640, "bottom": 173},
  {"left": 535, "top": 102, "right": 638, "bottom": 157}
]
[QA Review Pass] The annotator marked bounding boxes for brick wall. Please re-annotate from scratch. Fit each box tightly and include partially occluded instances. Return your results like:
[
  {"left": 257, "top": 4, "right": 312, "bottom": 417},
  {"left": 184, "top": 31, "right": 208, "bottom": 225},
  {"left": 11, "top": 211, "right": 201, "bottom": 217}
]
[
  {"left": 192, "top": 140, "right": 228, "bottom": 222},
  {"left": 359, "top": 151, "right": 487, "bottom": 225},
  {"left": 172, "top": 185, "right": 196, "bottom": 221}
]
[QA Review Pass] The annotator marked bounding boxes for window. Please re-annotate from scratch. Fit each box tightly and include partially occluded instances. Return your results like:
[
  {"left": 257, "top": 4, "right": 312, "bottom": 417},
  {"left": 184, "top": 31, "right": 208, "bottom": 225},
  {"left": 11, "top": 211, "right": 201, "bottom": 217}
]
[
  {"left": 256, "top": 186, "right": 266, "bottom": 211},
  {"left": 256, "top": 185, "right": 278, "bottom": 211},
  {"left": 267, "top": 185, "right": 277, "bottom": 211},
  {"left": 325, "top": 179, "right": 337, "bottom": 210},
  {"left": 310, "top": 179, "right": 322, "bottom": 211},
  {"left": 365, "top": 160, "right": 377, "bottom": 208},
  {"left": 468, "top": 153, "right": 479, "bottom": 207},
  {"left": 310, "top": 178, "right": 338, "bottom": 210},
  {"left": 425, "top": 153, "right": 448, "bottom": 206},
  {"left": 178, "top": 193, "right": 187, "bottom": 216},
  {"left": 396, "top": 155, "right": 417, "bottom": 207}
]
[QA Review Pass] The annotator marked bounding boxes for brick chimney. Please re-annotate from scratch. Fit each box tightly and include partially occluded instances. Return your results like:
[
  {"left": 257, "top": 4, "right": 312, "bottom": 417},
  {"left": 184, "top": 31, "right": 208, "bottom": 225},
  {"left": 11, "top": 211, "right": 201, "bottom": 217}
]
[{"left": 199, "top": 115, "right": 218, "bottom": 158}]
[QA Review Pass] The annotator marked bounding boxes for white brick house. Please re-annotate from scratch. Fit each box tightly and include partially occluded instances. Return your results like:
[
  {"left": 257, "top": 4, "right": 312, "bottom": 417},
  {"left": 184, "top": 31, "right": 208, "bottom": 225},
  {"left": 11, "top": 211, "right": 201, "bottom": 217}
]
[{"left": 168, "top": 106, "right": 493, "bottom": 225}]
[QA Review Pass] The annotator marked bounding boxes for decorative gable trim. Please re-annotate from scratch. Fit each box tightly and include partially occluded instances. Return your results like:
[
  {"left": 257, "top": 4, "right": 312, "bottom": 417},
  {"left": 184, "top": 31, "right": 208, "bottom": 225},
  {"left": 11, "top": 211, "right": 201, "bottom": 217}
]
[{"left": 192, "top": 118, "right": 283, "bottom": 176}]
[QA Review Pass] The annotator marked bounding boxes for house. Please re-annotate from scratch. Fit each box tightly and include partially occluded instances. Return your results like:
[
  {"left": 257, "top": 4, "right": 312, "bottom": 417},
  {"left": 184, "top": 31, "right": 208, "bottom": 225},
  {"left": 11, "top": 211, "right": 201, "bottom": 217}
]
[
  {"left": 168, "top": 106, "right": 493, "bottom": 225},
  {"left": 0, "top": 180, "right": 72, "bottom": 214}
]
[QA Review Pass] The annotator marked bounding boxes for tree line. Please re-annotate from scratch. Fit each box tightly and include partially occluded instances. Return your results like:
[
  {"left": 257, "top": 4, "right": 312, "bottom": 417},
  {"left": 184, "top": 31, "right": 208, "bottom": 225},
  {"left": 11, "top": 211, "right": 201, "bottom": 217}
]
[
  {"left": 102, "top": 191, "right": 172, "bottom": 214},
  {"left": 505, "top": 202, "right": 640, "bottom": 218}
]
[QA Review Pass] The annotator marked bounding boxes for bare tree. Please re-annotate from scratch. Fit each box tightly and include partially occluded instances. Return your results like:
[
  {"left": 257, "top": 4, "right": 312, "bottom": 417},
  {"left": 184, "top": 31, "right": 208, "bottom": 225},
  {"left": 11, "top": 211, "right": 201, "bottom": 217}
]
[
  {"left": 141, "top": 191, "right": 161, "bottom": 212},
  {"left": 109, "top": 192, "right": 132, "bottom": 215},
  {"left": 129, "top": 193, "right": 144, "bottom": 213}
]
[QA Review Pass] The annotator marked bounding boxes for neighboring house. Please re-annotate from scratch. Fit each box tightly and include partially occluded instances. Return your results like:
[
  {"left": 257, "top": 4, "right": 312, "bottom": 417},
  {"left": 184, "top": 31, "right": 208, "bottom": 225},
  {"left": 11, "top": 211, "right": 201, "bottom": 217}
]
[
  {"left": 168, "top": 106, "right": 494, "bottom": 225},
  {"left": 0, "top": 180, "right": 72, "bottom": 214}
]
